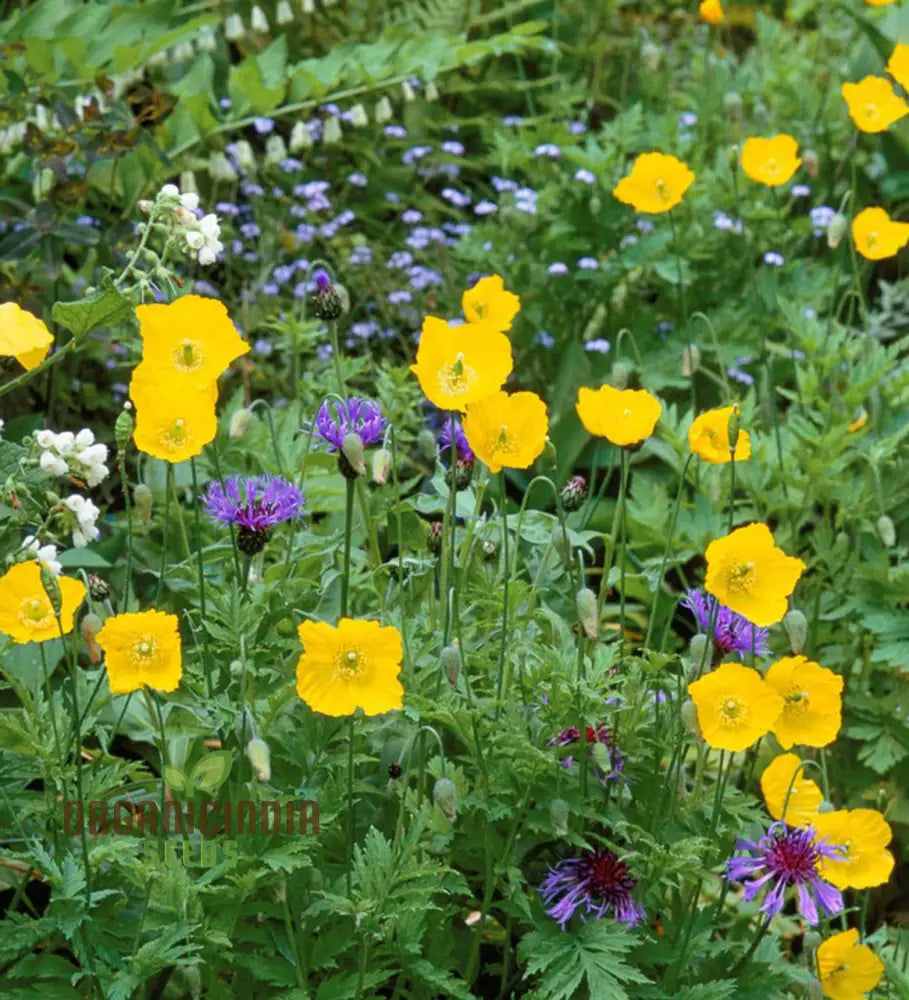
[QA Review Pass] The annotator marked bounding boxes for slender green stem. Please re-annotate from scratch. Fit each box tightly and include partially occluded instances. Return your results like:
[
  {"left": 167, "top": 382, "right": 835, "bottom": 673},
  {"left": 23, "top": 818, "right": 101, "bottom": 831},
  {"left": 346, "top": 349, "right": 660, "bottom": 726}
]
[
  {"left": 143, "top": 687, "right": 168, "bottom": 858},
  {"left": 119, "top": 451, "right": 134, "bottom": 612},
  {"left": 341, "top": 477, "right": 355, "bottom": 618},
  {"left": 0, "top": 340, "right": 76, "bottom": 401},
  {"left": 346, "top": 714, "right": 356, "bottom": 897},
  {"left": 494, "top": 474, "right": 511, "bottom": 719},
  {"left": 280, "top": 890, "right": 307, "bottom": 988},
  {"left": 190, "top": 459, "right": 214, "bottom": 699},
  {"left": 39, "top": 644, "right": 62, "bottom": 766},
  {"left": 168, "top": 464, "right": 191, "bottom": 561},
  {"left": 669, "top": 210, "right": 687, "bottom": 324},
  {"left": 155, "top": 462, "right": 172, "bottom": 606},
  {"left": 644, "top": 454, "right": 693, "bottom": 649},
  {"left": 728, "top": 452, "right": 736, "bottom": 535},
  {"left": 618, "top": 449, "right": 629, "bottom": 658}
]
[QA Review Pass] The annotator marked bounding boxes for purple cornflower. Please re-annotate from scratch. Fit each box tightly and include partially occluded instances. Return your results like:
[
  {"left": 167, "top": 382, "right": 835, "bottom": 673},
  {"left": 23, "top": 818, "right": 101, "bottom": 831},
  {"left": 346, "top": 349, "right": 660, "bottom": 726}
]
[
  {"left": 681, "top": 589, "right": 769, "bottom": 659},
  {"left": 314, "top": 398, "right": 386, "bottom": 451},
  {"left": 203, "top": 476, "right": 303, "bottom": 554},
  {"left": 438, "top": 420, "right": 474, "bottom": 464},
  {"left": 548, "top": 723, "right": 624, "bottom": 782},
  {"left": 726, "top": 823, "right": 844, "bottom": 925},
  {"left": 540, "top": 848, "right": 645, "bottom": 929}
]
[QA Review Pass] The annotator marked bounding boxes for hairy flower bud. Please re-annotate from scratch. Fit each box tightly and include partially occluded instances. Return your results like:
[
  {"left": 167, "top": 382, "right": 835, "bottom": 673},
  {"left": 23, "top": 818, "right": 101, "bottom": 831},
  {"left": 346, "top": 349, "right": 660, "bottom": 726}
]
[
  {"left": 877, "top": 514, "right": 896, "bottom": 548},
  {"left": 115, "top": 404, "right": 134, "bottom": 454},
  {"left": 641, "top": 41, "right": 662, "bottom": 73},
  {"left": 726, "top": 404, "right": 741, "bottom": 456},
  {"left": 322, "top": 117, "right": 342, "bottom": 145},
  {"left": 550, "top": 797, "right": 570, "bottom": 837},
  {"left": 689, "top": 633, "right": 710, "bottom": 673},
  {"left": 680, "top": 699, "right": 702, "bottom": 739},
  {"left": 682, "top": 344, "right": 701, "bottom": 377},
  {"left": 441, "top": 644, "right": 461, "bottom": 687},
  {"left": 246, "top": 737, "right": 271, "bottom": 782},
  {"left": 374, "top": 96, "right": 393, "bottom": 123},
  {"left": 611, "top": 359, "right": 633, "bottom": 390},
  {"left": 576, "top": 587, "right": 598, "bottom": 639},
  {"left": 371, "top": 447, "right": 392, "bottom": 486},
  {"left": 826, "top": 213, "right": 847, "bottom": 249},
  {"left": 560, "top": 474, "right": 587, "bottom": 512},
  {"left": 723, "top": 91, "right": 743, "bottom": 121},
  {"left": 230, "top": 408, "right": 254, "bottom": 440},
  {"left": 133, "top": 483, "right": 153, "bottom": 525},
  {"left": 82, "top": 611, "right": 103, "bottom": 663},
  {"left": 783, "top": 609, "right": 808, "bottom": 655},
  {"left": 339, "top": 432, "right": 366, "bottom": 479},
  {"left": 40, "top": 565, "right": 63, "bottom": 617},
  {"left": 802, "top": 149, "right": 819, "bottom": 178},
  {"left": 433, "top": 776, "right": 458, "bottom": 821},
  {"left": 427, "top": 521, "right": 444, "bottom": 555}
]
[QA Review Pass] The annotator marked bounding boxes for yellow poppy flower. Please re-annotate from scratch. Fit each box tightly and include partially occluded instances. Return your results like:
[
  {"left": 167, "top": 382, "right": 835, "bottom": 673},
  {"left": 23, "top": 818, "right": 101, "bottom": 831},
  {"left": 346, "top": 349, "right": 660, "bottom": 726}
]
[
  {"left": 760, "top": 753, "right": 823, "bottom": 827},
  {"left": 887, "top": 42, "right": 909, "bottom": 92},
  {"left": 851, "top": 207, "right": 909, "bottom": 260},
  {"left": 848, "top": 410, "right": 868, "bottom": 433},
  {"left": 0, "top": 302, "right": 54, "bottom": 372},
  {"left": 704, "top": 522, "right": 806, "bottom": 627},
  {"left": 295, "top": 618, "right": 403, "bottom": 717},
  {"left": 0, "top": 562, "right": 86, "bottom": 644},
  {"left": 688, "top": 405, "right": 751, "bottom": 463},
  {"left": 463, "top": 390, "right": 549, "bottom": 473},
  {"left": 699, "top": 0, "right": 723, "bottom": 23},
  {"left": 96, "top": 610, "right": 183, "bottom": 695},
  {"left": 865, "top": 0, "right": 895, "bottom": 5},
  {"left": 740, "top": 134, "right": 802, "bottom": 188},
  {"left": 841, "top": 76, "right": 909, "bottom": 133},
  {"left": 612, "top": 152, "right": 695, "bottom": 214},
  {"left": 764, "top": 655, "right": 843, "bottom": 749},
  {"left": 461, "top": 274, "right": 520, "bottom": 332},
  {"left": 135, "top": 295, "right": 249, "bottom": 384},
  {"left": 576, "top": 385, "right": 662, "bottom": 447},
  {"left": 813, "top": 809, "right": 895, "bottom": 890},
  {"left": 817, "top": 929, "right": 884, "bottom": 1000},
  {"left": 410, "top": 316, "right": 513, "bottom": 412},
  {"left": 687, "top": 662, "right": 784, "bottom": 752},
  {"left": 130, "top": 377, "right": 218, "bottom": 463}
]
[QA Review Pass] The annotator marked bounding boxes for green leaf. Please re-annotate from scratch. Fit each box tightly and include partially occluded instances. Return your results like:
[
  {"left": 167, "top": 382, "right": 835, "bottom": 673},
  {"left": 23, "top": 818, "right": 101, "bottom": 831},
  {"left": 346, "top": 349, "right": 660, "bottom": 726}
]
[
  {"left": 190, "top": 749, "right": 233, "bottom": 792},
  {"left": 51, "top": 283, "right": 132, "bottom": 339}
]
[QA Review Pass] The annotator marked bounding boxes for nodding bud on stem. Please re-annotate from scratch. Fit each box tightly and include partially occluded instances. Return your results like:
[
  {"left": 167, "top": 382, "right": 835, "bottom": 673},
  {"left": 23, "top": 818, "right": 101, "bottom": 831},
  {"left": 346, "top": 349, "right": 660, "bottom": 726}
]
[
  {"left": 133, "top": 483, "right": 153, "bottom": 524},
  {"left": 682, "top": 344, "right": 701, "bottom": 377},
  {"left": 115, "top": 405, "right": 134, "bottom": 454},
  {"left": 640, "top": 41, "right": 662, "bottom": 73},
  {"left": 433, "top": 777, "right": 458, "bottom": 821},
  {"left": 826, "top": 213, "right": 847, "bottom": 249},
  {"left": 339, "top": 432, "right": 366, "bottom": 478},
  {"left": 560, "top": 474, "right": 587, "bottom": 513},
  {"left": 576, "top": 588, "right": 598, "bottom": 639},
  {"left": 726, "top": 404, "right": 741, "bottom": 456},
  {"left": 440, "top": 644, "right": 461, "bottom": 687},
  {"left": 877, "top": 514, "right": 896, "bottom": 548},
  {"left": 246, "top": 738, "right": 271, "bottom": 782},
  {"left": 681, "top": 699, "right": 702, "bottom": 739},
  {"left": 550, "top": 797, "right": 570, "bottom": 837},
  {"left": 82, "top": 612, "right": 103, "bottom": 662},
  {"left": 230, "top": 408, "right": 254, "bottom": 440},
  {"left": 611, "top": 360, "right": 633, "bottom": 390},
  {"left": 371, "top": 447, "right": 392, "bottom": 485},
  {"left": 783, "top": 609, "right": 808, "bottom": 655},
  {"left": 689, "top": 634, "right": 710, "bottom": 673},
  {"left": 427, "top": 521, "right": 444, "bottom": 555},
  {"left": 723, "top": 92, "right": 743, "bottom": 121},
  {"left": 40, "top": 566, "right": 63, "bottom": 617},
  {"left": 802, "top": 149, "right": 819, "bottom": 178},
  {"left": 551, "top": 522, "right": 572, "bottom": 564}
]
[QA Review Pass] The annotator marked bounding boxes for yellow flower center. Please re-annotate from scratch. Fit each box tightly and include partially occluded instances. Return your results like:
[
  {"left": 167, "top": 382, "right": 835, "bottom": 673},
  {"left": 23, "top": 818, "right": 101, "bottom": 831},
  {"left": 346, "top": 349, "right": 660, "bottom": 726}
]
[
  {"left": 655, "top": 178, "right": 671, "bottom": 201},
  {"left": 439, "top": 353, "right": 475, "bottom": 398},
  {"left": 159, "top": 417, "right": 188, "bottom": 453},
  {"left": 472, "top": 301, "right": 487, "bottom": 319},
  {"left": 173, "top": 339, "right": 204, "bottom": 372},
  {"left": 19, "top": 596, "right": 52, "bottom": 631},
  {"left": 726, "top": 562, "right": 755, "bottom": 593},
  {"left": 864, "top": 103, "right": 879, "bottom": 121},
  {"left": 719, "top": 697, "right": 745, "bottom": 726},
  {"left": 785, "top": 689, "right": 809, "bottom": 715},
  {"left": 130, "top": 635, "right": 159, "bottom": 666},
  {"left": 335, "top": 648, "right": 363, "bottom": 679},
  {"left": 866, "top": 230, "right": 879, "bottom": 250}
]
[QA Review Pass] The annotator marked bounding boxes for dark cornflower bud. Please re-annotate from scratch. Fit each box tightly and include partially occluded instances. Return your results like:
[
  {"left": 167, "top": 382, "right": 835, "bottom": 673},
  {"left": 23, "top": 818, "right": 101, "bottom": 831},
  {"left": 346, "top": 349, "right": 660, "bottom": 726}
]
[
  {"left": 115, "top": 403, "right": 134, "bottom": 455},
  {"left": 439, "top": 420, "right": 475, "bottom": 491},
  {"left": 560, "top": 474, "right": 587, "bottom": 512},
  {"left": 427, "top": 521, "right": 444, "bottom": 555},
  {"left": 308, "top": 269, "right": 345, "bottom": 320},
  {"left": 482, "top": 539, "right": 497, "bottom": 561},
  {"left": 87, "top": 574, "right": 110, "bottom": 601},
  {"left": 388, "top": 761, "right": 402, "bottom": 780},
  {"left": 40, "top": 565, "right": 63, "bottom": 617}
]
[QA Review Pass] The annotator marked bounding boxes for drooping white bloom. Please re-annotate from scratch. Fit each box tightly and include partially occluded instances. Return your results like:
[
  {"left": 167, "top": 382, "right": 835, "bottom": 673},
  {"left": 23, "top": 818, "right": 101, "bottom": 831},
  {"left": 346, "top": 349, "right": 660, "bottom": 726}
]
[
  {"left": 250, "top": 5, "right": 269, "bottom": 32},
  {"left": 289, "top": 121, "right": 313, "bottom": 151},
  {"left": 374, "top": 96, "right": 393, "bottom": 124},
  {"left": 22, "top": 535, "right": 62, "bottom": 575},
  {"left": 322, "top": 117, "right": 342, "bottom": 144},
  {"left": 276, "top": 0, "right": 294, "bottom": 24},
  {"left": 224, "top": 13, "right": 244, "bottom": 40},
  {"left": 265, "top": 134, "right": 288, "bottom": 164},
  {"left": 64, "top": 495, "right": 101, "bottom": 548},
  {"left": 208, "top": 151, "right": 238, "bottom": 181}
]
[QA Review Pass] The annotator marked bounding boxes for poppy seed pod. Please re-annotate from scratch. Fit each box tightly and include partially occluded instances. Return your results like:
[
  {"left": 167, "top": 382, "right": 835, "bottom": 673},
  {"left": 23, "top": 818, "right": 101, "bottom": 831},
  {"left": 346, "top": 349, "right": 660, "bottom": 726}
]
[
  {"left": 115, "top": 405, "right": 134, "bottom": 454},
  {"left": 576, "top": 587, "right": 598, "bottom": 639},
  {"left": 550, "top": 797, "right": 570, "bottom": 837},
  {"left": 441, "top": 644, "right": 461, "bottom": 687},
  {"left": 877, "top": 514, "right": 896, "bottom": 548},
  {"left": 246, "top": 737, "right": 271, "bottom": 782},
  {"left": 133, "top": 483, "right": 153, "bottom": 524},
  {"left": 726, "top": 404, "right": 741, "bottom": 456},
  {"left": 783, "top": 608, "right": 808, "bottom": 655},
  {"left": 371, "top": 447, "right": 392, "bottom": 485},
  {"left": 39, "top": 565, "right": 63, "bottom": 617},
  {"left": 340, "top": 432, "right": 366, "bottom": 478},
  {"left": 433, "top": 776, "right": 458, "bottom": 821}
]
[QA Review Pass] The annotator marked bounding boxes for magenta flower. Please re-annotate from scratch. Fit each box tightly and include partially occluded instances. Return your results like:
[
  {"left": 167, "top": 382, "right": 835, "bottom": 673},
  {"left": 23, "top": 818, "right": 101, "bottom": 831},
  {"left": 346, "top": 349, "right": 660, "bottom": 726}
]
[
  {"left": 540, "top": 848, "right": 645, "bottom": 929},
  {"left": 681, "top": 589, "right": 770, "bottom": 659},
  {"left": 726, "top": 823, "right": 844, "bottom": 925}
]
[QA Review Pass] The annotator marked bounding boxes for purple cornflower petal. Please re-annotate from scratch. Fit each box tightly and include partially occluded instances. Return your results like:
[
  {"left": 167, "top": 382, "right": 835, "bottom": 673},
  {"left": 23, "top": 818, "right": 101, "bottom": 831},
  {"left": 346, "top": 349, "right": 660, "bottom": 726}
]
[
  {"left": 726, "top": 823, "right": 844, "bottom": 926},
  {"left": 313, "top": 398, "right": 386, "bottom": 451},
  {"left": 203, "top": 476, "right": 304, "bottom": 552},
  {"left": 540, "top": 848, "right": 645, "bottom": 930},
  {"left": 681, "top": 589, "right": 769, "bottom": 659},
  {"left": 438, "top": 419, "right": 474, "bottom": 464}
]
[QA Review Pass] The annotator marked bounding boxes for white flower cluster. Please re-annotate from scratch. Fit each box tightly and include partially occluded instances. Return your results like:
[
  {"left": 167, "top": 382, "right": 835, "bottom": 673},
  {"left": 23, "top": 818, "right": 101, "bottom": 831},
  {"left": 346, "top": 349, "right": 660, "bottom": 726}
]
[
  {"left": 21, "top": 535, "right": 62, "bottom": 576},
  {"left": 36, "top": 428, "right": 109, "bottom": 487},
  {"left": 158, "top": 184, "right": 224, "bottom": 266},
  {"left": 64, "top": 495, "right": 101, "bottom": 548}
]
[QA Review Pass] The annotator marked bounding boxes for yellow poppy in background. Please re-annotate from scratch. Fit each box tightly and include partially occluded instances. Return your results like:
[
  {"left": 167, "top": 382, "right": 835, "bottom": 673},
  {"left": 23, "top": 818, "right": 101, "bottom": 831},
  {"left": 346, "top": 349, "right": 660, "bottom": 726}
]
[
  {"left": 463, "top": 390, "right": 549, "bottom": 473},
  {"left": 816, "top": 929, "right": 884, "bottom": 1000},
  {"left": 699, "top": 0, "right": 723, "bottom": 23},
  {"left": 689, "top": 405, "right": 751, "bottom": 463},
  {"left": 613, "top": 152, "right": 695, "bottom": 214},
  {"left": 0, "top": 562, "right": 86, "bottom": 644},
  {"left": 0, "top": 302, "right": 54, "bottom": 372},
  {"left": 576, "top": 385, "right": 662, "bottom": 447},
  {"left": 852, "top": 207, "right": 909, "bottom": 260},
  {"left": 841, "top": 76, "right": 909, "bottom": 133},
  {"left": 741, "top": 134, "right": 802, "bottom": 187},
  {"left": 461, "top": 274, "right": 520, "bottom": 332}
]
